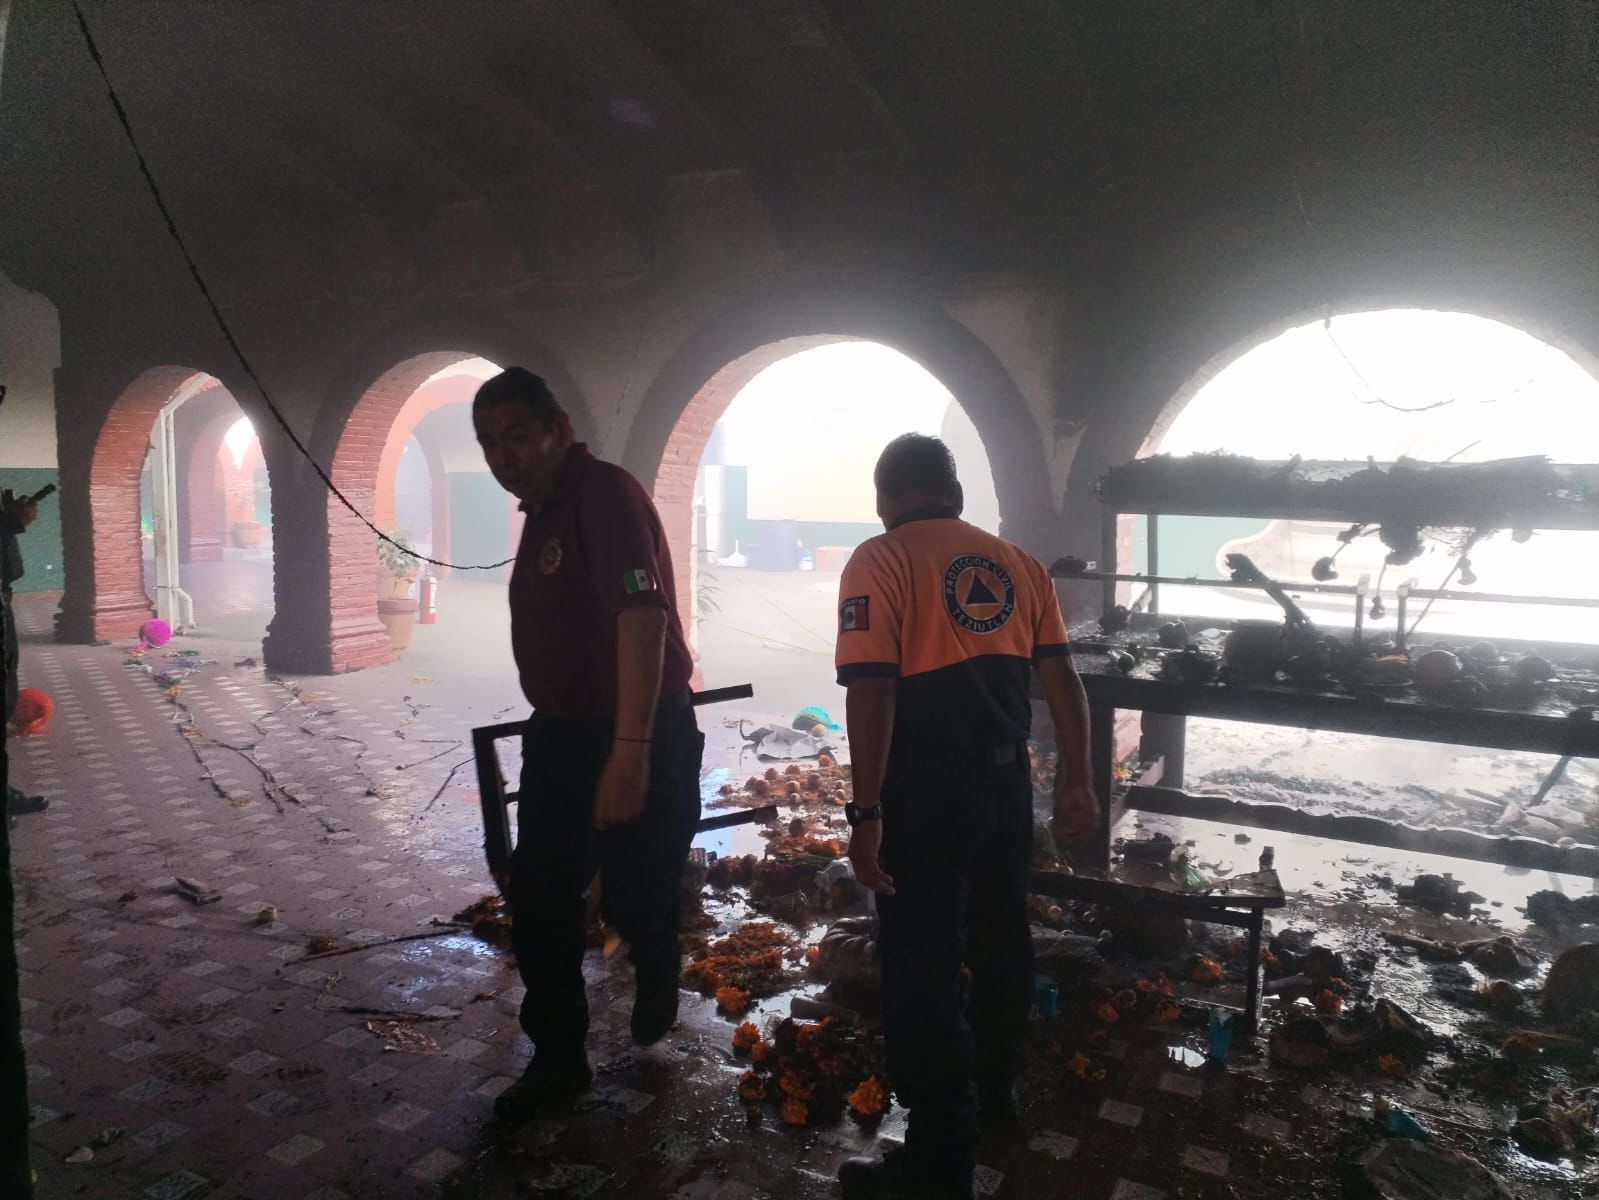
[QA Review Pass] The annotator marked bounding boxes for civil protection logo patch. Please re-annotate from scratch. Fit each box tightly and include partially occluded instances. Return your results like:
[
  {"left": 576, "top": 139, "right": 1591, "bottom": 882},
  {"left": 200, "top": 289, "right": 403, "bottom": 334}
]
[
  {"left": 943, "top": 554, "right": 1016, "bottom": 634},
  {"left": 538, "top": 537, "right": 563, "bottom": 575}
]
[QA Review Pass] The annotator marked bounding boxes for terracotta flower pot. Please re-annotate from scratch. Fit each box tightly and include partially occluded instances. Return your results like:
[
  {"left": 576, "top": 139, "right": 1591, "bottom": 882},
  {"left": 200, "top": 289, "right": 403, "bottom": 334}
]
[{"left": 376, "top": 597, "right": 419, "bottom": 652}]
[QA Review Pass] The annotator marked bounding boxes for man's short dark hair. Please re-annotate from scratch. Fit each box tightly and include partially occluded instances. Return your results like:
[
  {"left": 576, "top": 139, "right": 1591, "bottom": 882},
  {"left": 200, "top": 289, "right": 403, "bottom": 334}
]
[
  {"left": 473, "top": 367, "right": 564, "bottom": 425},
  {"left": 874, "top": 433, "right": 960, "bottom": 501}
]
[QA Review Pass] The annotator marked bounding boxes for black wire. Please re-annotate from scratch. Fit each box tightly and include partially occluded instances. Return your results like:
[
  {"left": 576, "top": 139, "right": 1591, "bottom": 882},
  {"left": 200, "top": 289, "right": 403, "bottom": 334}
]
[{"left": 70, "top": 2, "right": 511, "bottom": 572}]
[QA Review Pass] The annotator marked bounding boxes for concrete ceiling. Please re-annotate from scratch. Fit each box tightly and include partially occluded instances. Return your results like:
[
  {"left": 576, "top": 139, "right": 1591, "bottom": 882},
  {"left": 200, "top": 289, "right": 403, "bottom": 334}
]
[{"left": 1, "top": 1, "right": 1596, "bottom": 319}]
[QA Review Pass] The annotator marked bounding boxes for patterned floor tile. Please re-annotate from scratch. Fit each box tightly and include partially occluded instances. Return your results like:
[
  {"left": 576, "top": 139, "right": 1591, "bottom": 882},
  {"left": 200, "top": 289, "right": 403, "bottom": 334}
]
[
  {"left": 376, "top": 1101, "right": 433, "bottom": 1132},
  {"left": 266, "top": 1133, "right": 326, "bottom": 1166}
]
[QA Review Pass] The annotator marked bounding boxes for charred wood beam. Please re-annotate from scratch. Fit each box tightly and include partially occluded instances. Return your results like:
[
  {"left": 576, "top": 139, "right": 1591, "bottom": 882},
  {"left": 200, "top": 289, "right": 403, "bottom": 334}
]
[{"left": 1124, "top": 784, "right": 1598, "bottom": 876}]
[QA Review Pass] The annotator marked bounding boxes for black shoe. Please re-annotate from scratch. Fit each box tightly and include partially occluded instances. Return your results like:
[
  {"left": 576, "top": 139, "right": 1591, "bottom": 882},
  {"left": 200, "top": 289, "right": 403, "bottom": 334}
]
[
  {"left": 5, "top": 788, "right": 46, "bottom": 816},
  {"left": 492, "top": 1054, "right": 592, "bottom": 1124},
  {"left": 630, "top": 966, "right": 681, "bottom": 1047},
  {"left": 839, "top": 1147, "right": 974, "bottom": 1200},
  {"left": 977, "top": 1081, "right": 1020, "bottom": 1132}
]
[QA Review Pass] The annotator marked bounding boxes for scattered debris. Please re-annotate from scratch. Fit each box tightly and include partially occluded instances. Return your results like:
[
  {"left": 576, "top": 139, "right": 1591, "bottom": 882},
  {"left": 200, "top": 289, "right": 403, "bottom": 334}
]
[
  {"left": 254, "top": 905, "right": 277, "bottom": 926},
  {"left": 1465, "top": 936, "right": 1536, "bottom": 979},
  {"left": 1352, "top": 1137, "right": 1513, "bottom": 1200},
  {"left": 174, "top": 877, "right": 221, "bottom": 905},
  {"left": 1476, "top": 979, "right": 1523, "bottom": 1013},
  {"left": 1119, "top": 833, "right": 1176, "bottom": 865},
  {"left": 812, "top": 917, "right": 878, "bottom": 994},
  {"left": 738, "top": 722, "right": 832, "bottom": 762},
  {"left": 1542, "top": 941, "right": 1599, "bottom": 1022},
  {"left": 297, "top": 925, "right": 467, "bottom": 962},
  {"left": 454, "top": 893, "right": 514, "bottom": 948},
  {"left": 63, "top": 1128, "right": 125, "bottom": 1164},
  {"left": 1374, "top": 1097, "right": 1429, "bottom": 1140},
  {"left": 366, "top": 1020, "right": 442, "bottom": 1054},
  {"left": 682, "top": 922, "right": 799, "bottom": 1000},
  {"left": 1513, "top": 1091, "right": 1596, "bottom": 1159},
  {"left": 1396, "top": 874, "right": 1481, "bottom": 916},
  {"left": 1525, "top": 889, "right": 1599, "bottom": 930}
]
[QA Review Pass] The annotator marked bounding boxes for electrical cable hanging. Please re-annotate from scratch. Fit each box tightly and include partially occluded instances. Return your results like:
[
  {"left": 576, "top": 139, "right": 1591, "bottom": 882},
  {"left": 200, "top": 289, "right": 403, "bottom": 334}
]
[{"left": 71, "top": 2, "right": 511, "bottom": 571}]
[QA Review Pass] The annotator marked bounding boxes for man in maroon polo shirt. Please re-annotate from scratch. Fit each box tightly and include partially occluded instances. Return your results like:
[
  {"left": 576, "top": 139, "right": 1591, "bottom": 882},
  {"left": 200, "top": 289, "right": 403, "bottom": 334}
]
[{"left": 472, "top": 367, "right": 703, "bottom": 1123}]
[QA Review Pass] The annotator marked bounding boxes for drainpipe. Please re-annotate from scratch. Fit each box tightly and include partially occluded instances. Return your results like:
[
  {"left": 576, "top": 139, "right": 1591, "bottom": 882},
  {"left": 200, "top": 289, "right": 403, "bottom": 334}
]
[{"left": 150, "top": 403, "right": 195, "bottom": 631}]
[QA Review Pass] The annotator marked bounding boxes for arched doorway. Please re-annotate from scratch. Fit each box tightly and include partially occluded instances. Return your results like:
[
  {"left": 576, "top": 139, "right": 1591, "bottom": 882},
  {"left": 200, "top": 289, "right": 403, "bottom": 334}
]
[
  {"left": 653, "top": 338, "right": 1006, "bottom": 714},
  {"left": 60, "top": 367, "right": 277, "bottom": 644},
  {"left": 320, "top": 354, "right": 513, "bottom": 670},
  {"left": 1134, "top": 308, "right": 1599, "bottom": 844},
  {"left": 1139, "top": 309, "right": 1599, "bottom": 641}
]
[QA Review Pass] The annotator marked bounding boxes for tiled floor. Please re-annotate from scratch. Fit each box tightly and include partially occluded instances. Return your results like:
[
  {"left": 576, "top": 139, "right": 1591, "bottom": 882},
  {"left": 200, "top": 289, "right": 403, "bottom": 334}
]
[{"left": 7, "top": 591, "right": 1587, "bottom": 1199}]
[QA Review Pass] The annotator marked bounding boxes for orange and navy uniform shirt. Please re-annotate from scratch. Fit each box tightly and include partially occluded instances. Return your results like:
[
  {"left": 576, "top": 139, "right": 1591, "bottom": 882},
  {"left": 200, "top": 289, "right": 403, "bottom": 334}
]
[{"left": 834, "top": 506, "right": 1070, "bottom": 758}]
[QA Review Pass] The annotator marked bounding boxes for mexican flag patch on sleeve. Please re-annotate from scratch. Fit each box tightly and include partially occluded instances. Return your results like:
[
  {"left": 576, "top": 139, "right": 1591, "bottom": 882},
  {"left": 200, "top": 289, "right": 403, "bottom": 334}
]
[{"left": 623, "top": 568, "right": 658, "bottom": 594}]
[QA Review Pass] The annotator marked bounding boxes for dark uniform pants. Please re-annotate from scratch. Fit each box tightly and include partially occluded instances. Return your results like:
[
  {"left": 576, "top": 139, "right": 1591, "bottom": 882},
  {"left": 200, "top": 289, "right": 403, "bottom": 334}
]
[
  {"left": 3, "top": 587, "right": 17, "bottom": 724},
  {"left": 509, "top": 697, "right": 703, "bottom": 1059},
  {"left": 877, "top": 743, "right": 1034, "bottom": 1184}
]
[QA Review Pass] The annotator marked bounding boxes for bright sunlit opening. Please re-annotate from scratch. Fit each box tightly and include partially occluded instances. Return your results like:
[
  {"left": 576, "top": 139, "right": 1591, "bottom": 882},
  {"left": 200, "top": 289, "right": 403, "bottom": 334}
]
[
  {"left": 711, "top": 342, "right": 1000, "bottom": 532},
  {"left": 222, "top": 416, "right": 255, "bottom": 469},
  {"left": 1146, "top": 309, "right": 1599, "bottom": 642}
]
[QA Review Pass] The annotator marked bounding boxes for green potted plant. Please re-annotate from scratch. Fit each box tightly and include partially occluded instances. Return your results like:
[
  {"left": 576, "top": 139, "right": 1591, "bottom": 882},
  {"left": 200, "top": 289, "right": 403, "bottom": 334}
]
[{"left": 376, "top": 529, "right": 420, "bottom": 651}]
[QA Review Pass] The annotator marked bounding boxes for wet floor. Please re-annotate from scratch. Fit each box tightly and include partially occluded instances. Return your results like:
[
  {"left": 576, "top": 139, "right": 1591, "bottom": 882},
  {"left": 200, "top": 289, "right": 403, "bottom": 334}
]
[{"left": 7, "top": 592, "right": 1595, "bottom": 1199}]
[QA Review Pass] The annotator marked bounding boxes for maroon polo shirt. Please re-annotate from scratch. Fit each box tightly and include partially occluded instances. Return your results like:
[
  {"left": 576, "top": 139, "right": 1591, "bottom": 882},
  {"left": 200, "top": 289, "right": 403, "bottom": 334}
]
[{"left": 509, "top": 443, "right": 694, "bottom": 718}]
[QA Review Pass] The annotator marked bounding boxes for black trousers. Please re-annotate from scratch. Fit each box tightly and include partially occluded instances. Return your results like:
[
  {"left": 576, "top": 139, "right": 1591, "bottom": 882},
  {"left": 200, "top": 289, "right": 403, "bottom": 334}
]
[
  {"left": 877, "top": 745, "right": 1034, "bottom": 1183},
  {"left": 509, "top": 698, "right": 703, "bottom": 1058}
]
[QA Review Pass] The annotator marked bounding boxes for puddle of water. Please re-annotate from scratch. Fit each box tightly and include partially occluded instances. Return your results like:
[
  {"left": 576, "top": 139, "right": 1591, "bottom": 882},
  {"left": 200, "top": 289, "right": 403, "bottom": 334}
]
[{"left": 1164, "top": 1044, "right": 1206, "bottom": 1069}]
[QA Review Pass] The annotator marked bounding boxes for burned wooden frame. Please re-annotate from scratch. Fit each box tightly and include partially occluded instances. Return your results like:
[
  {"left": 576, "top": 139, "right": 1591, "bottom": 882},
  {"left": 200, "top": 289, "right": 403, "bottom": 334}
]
[{"left": 472, "top": 684, "right": 774, "bottom": 878}]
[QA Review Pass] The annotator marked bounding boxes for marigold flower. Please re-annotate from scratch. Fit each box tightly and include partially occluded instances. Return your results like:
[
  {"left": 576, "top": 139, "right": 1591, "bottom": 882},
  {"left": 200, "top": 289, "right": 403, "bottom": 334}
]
[
  {"left": 738, "top": 1070, "right": 767, "bottom": 1103},
  {"left": 1191, "top": 957, "right": 1223, "bottom": 985},
  {"left": 1377, "top": 1054, "right": 1405, "bottom": 1075},
  {"left": 780, "top": 1097, "right": 809, "bottom": 1125},
  {"left": 1154, "top": 1000, "right": 1181, "bottom": 1023},
  {"left": 1095, "top": 1003, "right": 1120, "bottom": 1024},
  {"left": 1315, "top": 990, "right": 1344, "bottom": 1017},
  {"left": 716, "top": 986, "right": 751, "bottom": 1014},
  {"left": 732, "top": 1022, "right": 761, "bottom": 1053},
  {"left": 778, "top": 1070, "right": 813, "bottom": 1101},
  {"left": 846, "top": 1076, "right": 888, "bottom": 1118},
  {"left": 751, "top": 1040, "right": 771, "bottom": 1063}
]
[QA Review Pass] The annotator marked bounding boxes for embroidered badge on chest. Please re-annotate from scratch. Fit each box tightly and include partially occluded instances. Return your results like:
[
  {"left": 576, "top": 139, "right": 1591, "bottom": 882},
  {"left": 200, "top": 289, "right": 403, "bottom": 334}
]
[{"left": 539, "top": 537, "right": 564, "bottom": 575}]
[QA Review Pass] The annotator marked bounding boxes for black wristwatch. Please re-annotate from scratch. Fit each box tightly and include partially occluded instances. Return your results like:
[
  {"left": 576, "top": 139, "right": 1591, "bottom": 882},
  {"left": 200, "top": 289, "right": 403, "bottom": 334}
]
[{"left": 844, "top": 801, "right": 881, "bottom": 828}]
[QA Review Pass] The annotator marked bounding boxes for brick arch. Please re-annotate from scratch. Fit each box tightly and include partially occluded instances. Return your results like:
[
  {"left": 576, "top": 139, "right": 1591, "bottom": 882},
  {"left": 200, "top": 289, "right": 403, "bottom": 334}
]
[
  {"left": 371, "top": 373, "right": 485, "bottom": 578},
  {"left": 1142, "top": 302, "right": 1599, "bottom": 461},
  {"left": 257, "top": 310, "right": 591, "bottom": 672},
  {"left": 649, "top": 335, "right": 842, "bottom": 626},
  {"left": 623, "top": 284, "right": 1059, "bottom": 633},
  {"left": 57, "top": 365, "right": 215, "bottom": 642},
  {"left": 317, "top": 351, "right": 483, "bottom": 670},
  {"left": 1066, "top": 291, "right": 1599, "bottom": 541},
  {"left": 1061, "top": 300, "right": 1599, "bottom": 622}
]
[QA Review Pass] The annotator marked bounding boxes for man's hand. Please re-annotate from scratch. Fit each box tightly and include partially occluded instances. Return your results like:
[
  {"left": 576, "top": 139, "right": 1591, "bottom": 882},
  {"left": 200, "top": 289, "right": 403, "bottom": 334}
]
[
  {"left": 1051, "top": 778, "right": 1100, "bottom": 844},
  {"left": 0, "top": 491, "right": 38, "bottom": 530},
  {"left": 847, "top": 819, "right": 895, "bottom": 896},
  {"left": 594, "top": 740, "right": 650, "bottom": 829}
]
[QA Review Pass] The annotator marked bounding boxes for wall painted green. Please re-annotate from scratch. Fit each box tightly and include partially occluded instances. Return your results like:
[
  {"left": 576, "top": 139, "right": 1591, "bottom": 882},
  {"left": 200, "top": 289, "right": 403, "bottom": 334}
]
[
  {"left": 449, "top": 472, "right": 509, "bottom": 574},
  {"left": 2, "top": 468, "right": 61, "bottom": 594}
]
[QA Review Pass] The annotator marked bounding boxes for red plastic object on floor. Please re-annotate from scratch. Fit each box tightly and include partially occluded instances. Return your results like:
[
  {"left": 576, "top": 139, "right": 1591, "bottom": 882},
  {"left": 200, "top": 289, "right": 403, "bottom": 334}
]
[{"left": 9, "top": 687, "right": 51, "bottom": 734}]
